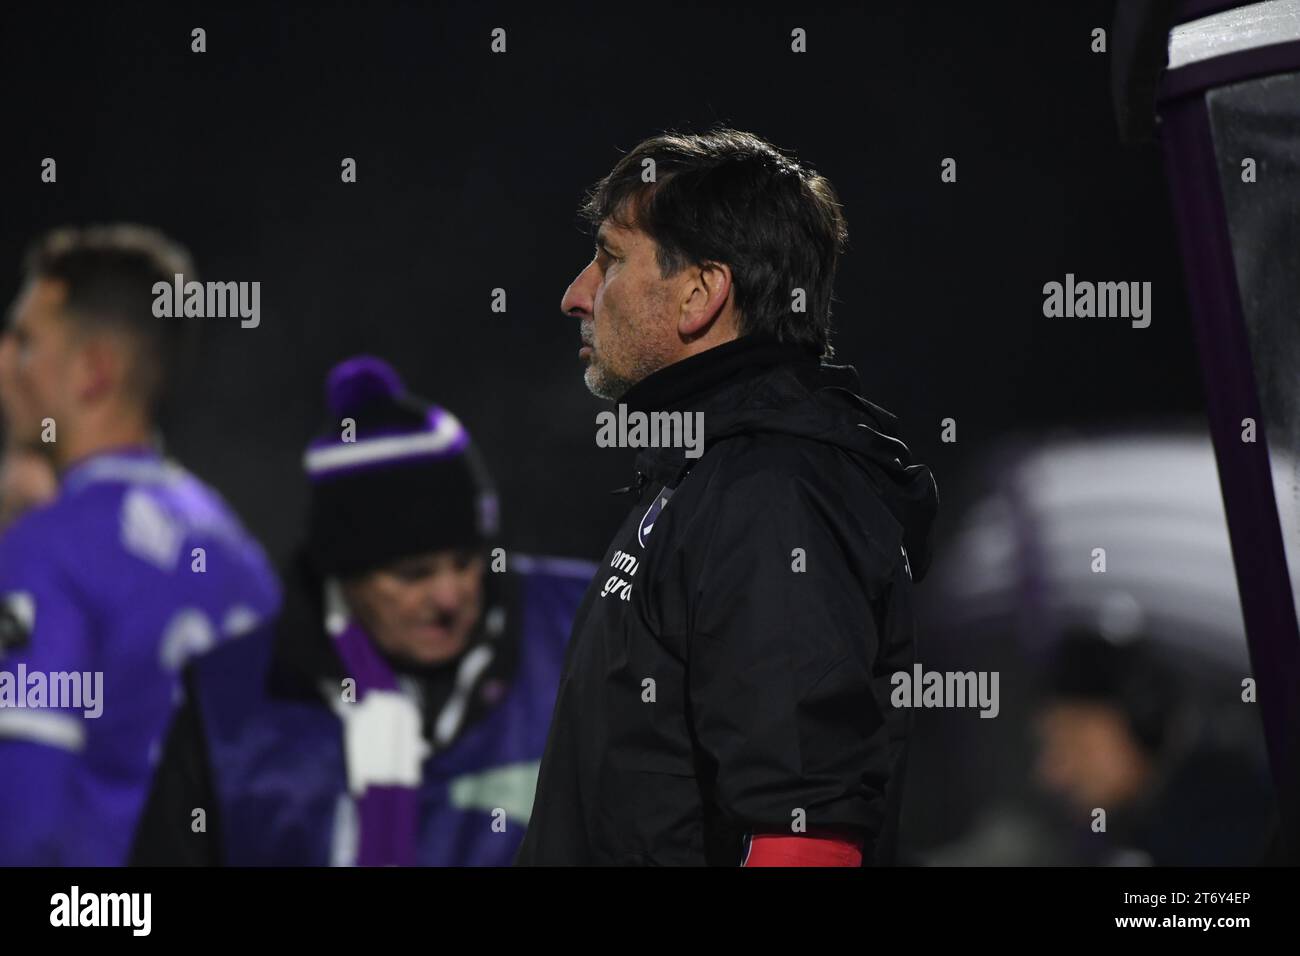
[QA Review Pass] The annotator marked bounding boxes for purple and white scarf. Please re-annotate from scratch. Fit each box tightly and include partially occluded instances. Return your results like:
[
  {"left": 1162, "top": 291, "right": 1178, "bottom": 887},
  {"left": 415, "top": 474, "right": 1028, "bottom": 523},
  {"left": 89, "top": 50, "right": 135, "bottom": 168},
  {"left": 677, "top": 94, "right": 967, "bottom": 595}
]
[
  {"left": 331, "top": 615, "right": 425, "bottom": 867},
  {"left": 324, "top": 582, "right": 498, "bottom": 866}
]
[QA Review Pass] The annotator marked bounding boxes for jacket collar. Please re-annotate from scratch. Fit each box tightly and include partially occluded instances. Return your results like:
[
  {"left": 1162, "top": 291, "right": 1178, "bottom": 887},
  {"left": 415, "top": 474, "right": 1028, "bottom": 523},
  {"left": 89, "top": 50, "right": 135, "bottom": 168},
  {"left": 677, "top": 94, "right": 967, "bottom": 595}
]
[
  {"left": 620, "top": 335, "right": 819, "bottom": 415},
  {"left": 613, "top": 336, "right": 822, "bottom": 489}
]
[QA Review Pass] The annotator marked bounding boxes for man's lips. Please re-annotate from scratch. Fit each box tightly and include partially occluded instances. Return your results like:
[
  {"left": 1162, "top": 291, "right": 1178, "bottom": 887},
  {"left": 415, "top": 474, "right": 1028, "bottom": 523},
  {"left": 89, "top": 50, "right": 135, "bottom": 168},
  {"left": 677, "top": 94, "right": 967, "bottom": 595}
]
[
  {"left": 579, "top": 342, "right": 593, "bottom": 360},
  {"left": 415, "top": 620, "right": 453, "bottom": 641}
]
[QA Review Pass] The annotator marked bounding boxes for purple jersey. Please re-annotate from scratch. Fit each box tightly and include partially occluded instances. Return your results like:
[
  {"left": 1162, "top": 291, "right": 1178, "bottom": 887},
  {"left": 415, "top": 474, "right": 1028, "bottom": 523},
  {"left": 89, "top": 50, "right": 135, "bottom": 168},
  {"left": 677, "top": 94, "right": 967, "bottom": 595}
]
[{"left": 0, "top": 446, "right": 280, "bottom": 865}]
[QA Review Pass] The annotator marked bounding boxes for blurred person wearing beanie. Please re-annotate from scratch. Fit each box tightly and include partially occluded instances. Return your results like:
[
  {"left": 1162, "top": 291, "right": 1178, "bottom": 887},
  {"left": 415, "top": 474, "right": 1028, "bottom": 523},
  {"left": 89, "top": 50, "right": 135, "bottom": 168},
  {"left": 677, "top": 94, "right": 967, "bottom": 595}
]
[{"left": 131, "top": 356, "right": 592, "bottom": 866}]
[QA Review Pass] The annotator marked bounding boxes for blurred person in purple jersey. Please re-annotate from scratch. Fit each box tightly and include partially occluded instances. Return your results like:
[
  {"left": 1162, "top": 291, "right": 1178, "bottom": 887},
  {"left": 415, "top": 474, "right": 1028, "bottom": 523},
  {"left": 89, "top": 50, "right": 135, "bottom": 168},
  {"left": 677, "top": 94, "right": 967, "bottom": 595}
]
[{"left": 0, "top": 225, "right": 280, "bottom": 865}]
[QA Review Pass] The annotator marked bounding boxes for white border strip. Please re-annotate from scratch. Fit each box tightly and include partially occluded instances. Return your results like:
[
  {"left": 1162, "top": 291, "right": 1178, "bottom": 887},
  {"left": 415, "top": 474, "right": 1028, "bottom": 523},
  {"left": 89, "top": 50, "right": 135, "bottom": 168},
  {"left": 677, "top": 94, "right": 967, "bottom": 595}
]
[
  {"left": 305, "top": 414, "right": 465, "bottom": 475},
  {"left": 1168, "top": 0, "right": 1300, "bottom": 70},
  {"left": 65, "top": 457, "right": 181, "bottom": 491}
]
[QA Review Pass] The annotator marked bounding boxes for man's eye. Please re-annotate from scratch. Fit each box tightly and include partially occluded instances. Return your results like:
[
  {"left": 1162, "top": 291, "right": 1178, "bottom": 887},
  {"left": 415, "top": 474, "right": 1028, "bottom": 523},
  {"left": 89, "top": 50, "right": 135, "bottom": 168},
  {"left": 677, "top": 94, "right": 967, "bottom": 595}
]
[{"left": 394, "top": 564, "right": 431, "bottom": 582}]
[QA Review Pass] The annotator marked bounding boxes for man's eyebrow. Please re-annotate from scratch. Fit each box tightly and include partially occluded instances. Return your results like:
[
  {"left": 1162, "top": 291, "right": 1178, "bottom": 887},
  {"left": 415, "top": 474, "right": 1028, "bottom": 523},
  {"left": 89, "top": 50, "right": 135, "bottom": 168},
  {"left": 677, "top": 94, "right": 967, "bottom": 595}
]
[{"left": 594, "top": 229, "right": 621, "bottom": 254}]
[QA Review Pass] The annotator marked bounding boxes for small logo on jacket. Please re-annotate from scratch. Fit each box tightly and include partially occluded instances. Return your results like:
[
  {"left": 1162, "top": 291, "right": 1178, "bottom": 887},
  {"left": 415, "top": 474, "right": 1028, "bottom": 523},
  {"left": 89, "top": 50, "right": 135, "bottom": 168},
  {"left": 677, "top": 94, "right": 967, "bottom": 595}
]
[{"left": 638, "top": 488, "right": 674, "bottom": 548}]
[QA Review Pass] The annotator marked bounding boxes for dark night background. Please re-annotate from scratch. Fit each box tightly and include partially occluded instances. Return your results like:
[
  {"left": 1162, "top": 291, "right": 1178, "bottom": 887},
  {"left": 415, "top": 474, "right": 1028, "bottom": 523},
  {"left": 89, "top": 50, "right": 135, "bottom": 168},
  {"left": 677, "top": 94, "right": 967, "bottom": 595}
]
[
  {"left": 0, "top": 0, "right": 1199, "bottom": 568},
  {"left": 11, "top": 0, "right": 1289, "bottom": 868}
]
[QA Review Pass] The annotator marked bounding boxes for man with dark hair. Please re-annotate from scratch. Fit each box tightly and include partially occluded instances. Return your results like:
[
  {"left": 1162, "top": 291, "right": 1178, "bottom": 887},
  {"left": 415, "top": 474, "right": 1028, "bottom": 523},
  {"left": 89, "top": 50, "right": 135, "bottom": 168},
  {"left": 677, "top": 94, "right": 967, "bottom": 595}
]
[
  {"left": 0, "top": 225, "right": 279, "bottom": 865},
  {"left": 11, "top": 224, "right": 197, "bottom": 426},
  {"left": 517, "top": 129, "right": 939, "bottom": 866}
]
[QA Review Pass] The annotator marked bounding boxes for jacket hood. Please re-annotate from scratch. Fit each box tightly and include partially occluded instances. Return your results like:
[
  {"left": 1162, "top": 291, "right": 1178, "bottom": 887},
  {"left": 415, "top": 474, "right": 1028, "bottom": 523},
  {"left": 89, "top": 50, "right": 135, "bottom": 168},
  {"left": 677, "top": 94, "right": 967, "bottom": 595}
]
[{"left": 636, "top": 360, "right": 939, "bottom": 581}]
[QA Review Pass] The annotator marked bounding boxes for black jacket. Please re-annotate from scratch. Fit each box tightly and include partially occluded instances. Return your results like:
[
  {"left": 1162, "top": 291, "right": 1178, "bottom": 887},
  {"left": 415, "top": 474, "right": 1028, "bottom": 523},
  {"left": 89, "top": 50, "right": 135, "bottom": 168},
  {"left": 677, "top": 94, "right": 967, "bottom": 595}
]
[{"left": 516, "top": 336, "right": 938, "bottom": 865}]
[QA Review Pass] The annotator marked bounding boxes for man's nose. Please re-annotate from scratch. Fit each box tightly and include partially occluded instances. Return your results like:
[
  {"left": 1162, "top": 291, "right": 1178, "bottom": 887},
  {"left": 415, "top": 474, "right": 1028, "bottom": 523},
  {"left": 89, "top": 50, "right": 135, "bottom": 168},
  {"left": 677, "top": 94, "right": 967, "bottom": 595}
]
[
  {"left": 560, "top": 260, "right": 599, "bottom": 320},
  {"left": 425, "top": 573, "right": 465, "bottom": 612}
]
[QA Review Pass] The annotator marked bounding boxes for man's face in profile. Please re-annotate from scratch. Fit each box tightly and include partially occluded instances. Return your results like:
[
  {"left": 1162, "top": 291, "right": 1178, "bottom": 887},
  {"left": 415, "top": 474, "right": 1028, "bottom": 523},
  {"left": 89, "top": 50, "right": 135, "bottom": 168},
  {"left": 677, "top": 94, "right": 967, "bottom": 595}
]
[
  {"left": 0, "top": 279, "right": 81, "bottom": 447},
  {"left": 561, "top": 219, "right": 678, "bottom": 400}
]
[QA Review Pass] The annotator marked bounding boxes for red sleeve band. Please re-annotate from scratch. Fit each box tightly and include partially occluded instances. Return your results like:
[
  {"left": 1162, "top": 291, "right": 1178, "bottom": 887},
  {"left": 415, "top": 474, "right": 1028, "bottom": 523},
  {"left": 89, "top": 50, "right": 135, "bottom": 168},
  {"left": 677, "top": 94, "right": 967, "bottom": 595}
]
[{"left": 741, "top": 828, "right": 864, "bottom": 867}]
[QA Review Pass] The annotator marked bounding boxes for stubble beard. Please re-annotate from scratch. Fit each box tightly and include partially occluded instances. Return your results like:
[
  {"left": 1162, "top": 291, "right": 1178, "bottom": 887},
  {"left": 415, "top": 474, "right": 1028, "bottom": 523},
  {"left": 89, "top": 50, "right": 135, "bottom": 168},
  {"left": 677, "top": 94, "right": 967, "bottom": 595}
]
[
  {"left": 582, "top": 311, "right": 672, "bottom": 402},
  {"left": 583, "top": 356, "right": 637, "bottom": 401}
]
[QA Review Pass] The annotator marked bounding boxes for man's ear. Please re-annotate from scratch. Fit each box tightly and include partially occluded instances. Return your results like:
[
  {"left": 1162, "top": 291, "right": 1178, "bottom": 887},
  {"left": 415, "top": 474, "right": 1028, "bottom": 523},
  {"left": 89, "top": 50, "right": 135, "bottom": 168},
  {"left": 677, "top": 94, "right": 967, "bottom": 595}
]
[
  {"left": 678, "top": 261, "right": 733, "bottom": 342},
  {"left": 72, "top": 333, "right": 125, "bottom": 404}
]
